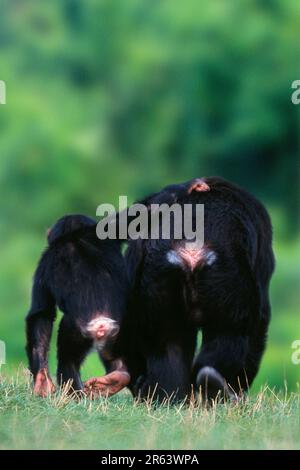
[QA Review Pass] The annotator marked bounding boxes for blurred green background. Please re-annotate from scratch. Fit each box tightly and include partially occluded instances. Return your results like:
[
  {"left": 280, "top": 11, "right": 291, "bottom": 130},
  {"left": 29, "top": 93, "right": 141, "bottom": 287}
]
[{"left": 0, "top": 0, "right": 299, "bottom": 391}]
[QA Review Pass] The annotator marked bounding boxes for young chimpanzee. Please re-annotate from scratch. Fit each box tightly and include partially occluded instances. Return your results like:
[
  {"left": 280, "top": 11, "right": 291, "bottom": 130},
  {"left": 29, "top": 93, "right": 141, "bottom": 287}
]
[
  {"left": 26, "top": 214, "right": 130, "bottom": 398},
  {"left": 119, "top": 177, "right": 275, "bottom": 403}
]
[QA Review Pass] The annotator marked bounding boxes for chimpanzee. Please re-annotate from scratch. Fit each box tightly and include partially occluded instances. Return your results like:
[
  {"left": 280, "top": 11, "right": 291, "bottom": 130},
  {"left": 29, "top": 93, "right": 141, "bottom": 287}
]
[
  {"left": 118, "top": 177, "right": 275, "bottom": 403},
  {"left": 26, "top": 214, "right": 130, "bottom": 398}
]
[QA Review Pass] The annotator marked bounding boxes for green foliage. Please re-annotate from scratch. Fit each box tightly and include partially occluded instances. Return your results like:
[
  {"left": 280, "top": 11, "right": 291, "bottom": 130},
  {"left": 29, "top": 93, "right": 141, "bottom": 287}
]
[{"left": 0, "top": 1, "right": 299, "bottom": 391}]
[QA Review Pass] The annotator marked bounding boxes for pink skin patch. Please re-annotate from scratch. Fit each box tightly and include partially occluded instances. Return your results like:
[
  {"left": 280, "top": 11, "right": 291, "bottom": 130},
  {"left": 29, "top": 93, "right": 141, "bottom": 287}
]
[
  {"left": 188, "top": 179, "right": 210, "bottom": 194},
  {"left": 85, "top": 316, "right": 119, "bottom": 343},
  {"left": 177, "top": 247, "right": 207, "bottom": 270},
  {"left": 167, "top": 245, "right": 217, "bottom": 271}
]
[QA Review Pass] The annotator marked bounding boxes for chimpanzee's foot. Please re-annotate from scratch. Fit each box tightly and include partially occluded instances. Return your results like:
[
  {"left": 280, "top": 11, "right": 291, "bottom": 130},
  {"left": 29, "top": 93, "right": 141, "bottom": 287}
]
[
  {"left": 196, "top": 366, "right": 235, "bottom": 403},
  {"left": 33, "top": 368, "right": 56, "bottom": 398},
  {"left": 84, "top": 370, "right": 130, "bottom": 398},
  {"left": 131, "top": 375, "right": 146, "bottom": 397}
]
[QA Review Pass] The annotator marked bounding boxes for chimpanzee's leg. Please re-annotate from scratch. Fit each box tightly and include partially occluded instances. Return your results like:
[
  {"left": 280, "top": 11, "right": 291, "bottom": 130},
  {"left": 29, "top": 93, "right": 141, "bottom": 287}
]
[
  {"left": 192, "top": 245, "right": 273, "bottom": 403},
  {"left": 26, "top": 311, "right": 56, "bottom": 375},
  {"left": 140, "top": 350, "right": 190, "bottom": 402},
  {"left": 243, "top": 319, "right": 270, "bottom": 389},
  {"left": 192, "top": 330, "right": 249, "bottom": 401},
  {"left": 26, "top": 278, "right": 57, "bottom": 397},
  {"left": 98, "top": 350, "right": 127, "bottom": 375},
  {"left": 192, "top": 284, "right": 271, "bottom": 403},
  {"left": 242, "top": 288, "right": 272, "bottom": 390},
  {"left": 57, "top": 319, "right": 92, "bottom": 391},
  {"left": 138, "top": 334, "right": 197, "bottom": 403}
]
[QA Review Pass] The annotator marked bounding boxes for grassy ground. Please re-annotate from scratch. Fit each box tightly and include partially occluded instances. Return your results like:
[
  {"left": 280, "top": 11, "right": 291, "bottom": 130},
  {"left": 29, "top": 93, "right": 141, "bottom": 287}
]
[{"left": 0, "top": 368, "right": 299, "bottom": 450}]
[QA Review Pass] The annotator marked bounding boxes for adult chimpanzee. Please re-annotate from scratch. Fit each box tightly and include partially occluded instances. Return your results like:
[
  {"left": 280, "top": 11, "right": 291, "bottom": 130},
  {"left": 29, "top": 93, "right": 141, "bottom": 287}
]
[
  {"left": 118, "top": 177, "right": 275, "bottom": 403},
  {"left": 26, "top": 214, "right": 130, "bottom": 397}
]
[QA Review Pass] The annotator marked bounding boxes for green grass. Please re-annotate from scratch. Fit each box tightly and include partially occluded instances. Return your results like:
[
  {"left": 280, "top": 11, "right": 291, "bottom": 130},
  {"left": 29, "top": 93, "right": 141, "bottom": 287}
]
[{"left": 0, "top": 368, "right": 299, "bottom": 450}]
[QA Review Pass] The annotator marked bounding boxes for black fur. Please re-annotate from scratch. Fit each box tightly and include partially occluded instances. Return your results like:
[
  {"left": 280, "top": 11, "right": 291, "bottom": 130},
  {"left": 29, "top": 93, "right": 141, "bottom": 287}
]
[
  {"left": 119, "top": 177, "right": 275, "bottom": 402},
  {"left": 26, "top": 214, "right": 128, "bottom": 391}
]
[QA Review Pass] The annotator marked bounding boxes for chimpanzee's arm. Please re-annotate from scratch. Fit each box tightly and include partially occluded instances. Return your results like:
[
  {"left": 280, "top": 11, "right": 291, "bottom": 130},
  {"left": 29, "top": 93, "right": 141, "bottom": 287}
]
[{"left": 26, "top": 264, "right": 56, "bottom": 396}]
